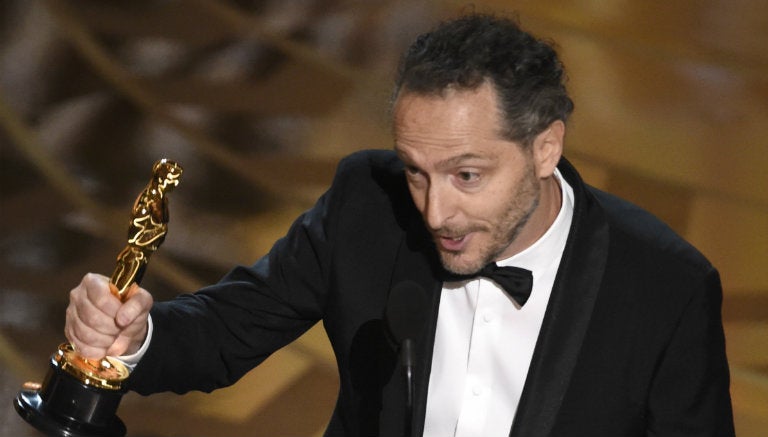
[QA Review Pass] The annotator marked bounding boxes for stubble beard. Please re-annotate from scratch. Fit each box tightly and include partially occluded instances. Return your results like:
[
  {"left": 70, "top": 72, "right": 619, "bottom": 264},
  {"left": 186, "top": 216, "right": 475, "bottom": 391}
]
[{"left": 439, "top": 166, "right": 540, "bottom": 275}]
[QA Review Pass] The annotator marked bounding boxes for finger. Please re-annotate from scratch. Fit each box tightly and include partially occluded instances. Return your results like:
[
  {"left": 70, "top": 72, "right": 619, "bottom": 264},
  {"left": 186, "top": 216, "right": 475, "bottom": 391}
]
[
  {"left": 70, "top": 286, "right": 122, "bottom": 337},
  {"left": 107, "top": 307, "right": 150, "bottom": 357},
  {"left": 82, "top": 273, "right": 122, "bottom": 317},
  {"left": 106, "top": 329, "right": 147, "bottom": 357},
  {"left": 115, "top": 284, "right": 153, "bottom": 329},
  {"left": 106, "top": 334, "right": 131, "bottom": 357},
  {"left": 68, "top": 333, "right": 108, "bottom": 359},
  {"left": 65, "top": 316, "right": 109, "bottom": 359},
  {"left": 66, "top": 305, "right": 120, "bottom": 354}
]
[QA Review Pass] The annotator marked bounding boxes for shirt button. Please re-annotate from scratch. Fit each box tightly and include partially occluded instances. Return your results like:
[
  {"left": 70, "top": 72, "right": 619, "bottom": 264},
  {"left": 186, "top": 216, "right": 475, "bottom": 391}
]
[
  {"left": 483, "top": 312, "right": 494, "bottom": 323},
  {"left": 472, "top": 386, "right": 484, "bottom": 396}
]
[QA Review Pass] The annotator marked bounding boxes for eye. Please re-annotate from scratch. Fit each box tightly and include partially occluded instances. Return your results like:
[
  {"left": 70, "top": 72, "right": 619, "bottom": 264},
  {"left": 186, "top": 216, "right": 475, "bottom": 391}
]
[
  {"left": 405, "top": 165, "right": 420, "bottom": 176},
  {"left": 404, "top": 165, "right": 426, "bottom": 186},
  {"left": 456, "top": 170, "right": 480, "bottom": 183}
]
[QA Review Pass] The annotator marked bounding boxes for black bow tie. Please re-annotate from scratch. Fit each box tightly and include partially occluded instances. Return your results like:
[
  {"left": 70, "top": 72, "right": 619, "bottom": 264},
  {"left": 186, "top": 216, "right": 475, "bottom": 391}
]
[{"left": 443, "top": 263, "right": 534, "bottom": 306}]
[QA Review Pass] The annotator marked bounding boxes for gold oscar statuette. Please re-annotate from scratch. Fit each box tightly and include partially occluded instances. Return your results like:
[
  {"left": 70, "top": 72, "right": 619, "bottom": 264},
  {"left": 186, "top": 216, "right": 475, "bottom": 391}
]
[{"left": 14, "top": 159, "right": 183, "bottom": 437}]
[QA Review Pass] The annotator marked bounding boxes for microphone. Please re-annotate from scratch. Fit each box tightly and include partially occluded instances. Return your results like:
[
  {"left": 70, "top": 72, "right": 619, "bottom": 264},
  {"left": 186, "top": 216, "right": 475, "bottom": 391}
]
[{"left": 385, "top": 281, "right": 428, "bottom": 437}]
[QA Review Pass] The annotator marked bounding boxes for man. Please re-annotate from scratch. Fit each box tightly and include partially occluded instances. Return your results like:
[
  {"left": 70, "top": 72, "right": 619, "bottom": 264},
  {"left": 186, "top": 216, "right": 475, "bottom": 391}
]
[{"left": 66, "top": 14, "right": 734, "bottom": 436}]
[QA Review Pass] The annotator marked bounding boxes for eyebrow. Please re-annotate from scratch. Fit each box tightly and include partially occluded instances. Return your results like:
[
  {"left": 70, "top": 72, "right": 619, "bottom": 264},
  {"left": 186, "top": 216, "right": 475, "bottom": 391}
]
[
  {"left": 394, "top": 147, "right": 494, "bottom": 170},
  {"left": 434, "top": 153, "right": 492, "bottom": 170}
]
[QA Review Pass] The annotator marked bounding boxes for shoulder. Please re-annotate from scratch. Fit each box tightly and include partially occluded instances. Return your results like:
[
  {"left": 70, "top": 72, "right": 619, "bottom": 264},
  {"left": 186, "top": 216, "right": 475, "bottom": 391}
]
[
  {"left": 319, "top": 149, "right": 414, "bottom": 229},
  {"left": 588, "top": 185, "right": 714, "bottom": 276},
  {"left": 334, "top": 149, "right": 403, "bottom": 181},
  {"left": 559, "top": 158, "right": 713, "bottom": 277},
  {"left": 328, "top": 149, "right": 409, "bottom": 204}
]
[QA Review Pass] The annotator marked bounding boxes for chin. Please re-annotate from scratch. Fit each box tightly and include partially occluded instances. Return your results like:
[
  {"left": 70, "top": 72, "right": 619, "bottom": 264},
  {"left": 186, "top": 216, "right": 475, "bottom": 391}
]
[{"left": 440, "top": 252, "right": 485, "bottom": 275}]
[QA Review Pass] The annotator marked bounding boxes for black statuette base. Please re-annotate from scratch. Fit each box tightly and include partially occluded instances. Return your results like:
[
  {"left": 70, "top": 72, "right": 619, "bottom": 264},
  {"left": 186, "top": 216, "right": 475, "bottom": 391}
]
[{"left": 14, "top": 355, "right": 126, "bottom": 437}]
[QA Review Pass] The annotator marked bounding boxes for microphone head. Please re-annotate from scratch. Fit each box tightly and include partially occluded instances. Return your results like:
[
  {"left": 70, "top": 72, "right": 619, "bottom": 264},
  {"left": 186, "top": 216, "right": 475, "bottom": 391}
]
[{"left": 384, "top": 280, "right": 428, "bottom": 344}]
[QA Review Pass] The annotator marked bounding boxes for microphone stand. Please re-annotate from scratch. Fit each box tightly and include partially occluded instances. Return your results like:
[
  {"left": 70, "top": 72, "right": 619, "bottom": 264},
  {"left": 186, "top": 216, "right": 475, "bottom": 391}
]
[
  {"left": 384, "top": 280, "right": 426, "bottom": 437},
  {"left": 401, "top": 338, "right": 415, "bottom": 437}
]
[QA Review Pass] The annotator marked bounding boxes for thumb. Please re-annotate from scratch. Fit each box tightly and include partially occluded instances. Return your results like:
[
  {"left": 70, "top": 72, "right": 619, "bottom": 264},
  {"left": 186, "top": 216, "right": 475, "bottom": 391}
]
[
  {"left": 107, "top": 332, "right": 142, "bottom": 357},
  {"left": 115, "top": 283, "right": 151, "bottom": 328}
]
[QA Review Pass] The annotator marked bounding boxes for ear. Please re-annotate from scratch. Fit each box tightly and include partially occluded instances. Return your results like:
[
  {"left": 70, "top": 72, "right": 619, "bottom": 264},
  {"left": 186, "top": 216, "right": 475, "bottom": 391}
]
[{"left": 532, "top": 120, "right": 565, "bottom": 179}]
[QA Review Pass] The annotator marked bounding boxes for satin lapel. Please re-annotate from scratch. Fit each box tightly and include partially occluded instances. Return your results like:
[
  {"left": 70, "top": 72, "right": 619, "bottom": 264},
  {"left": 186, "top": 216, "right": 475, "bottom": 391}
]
[
  {"left": 509, "top": 159, "right": 609, "bottom": 437},
  {"left": 388, "top": 214, "right": 443, "bottom": 437}
]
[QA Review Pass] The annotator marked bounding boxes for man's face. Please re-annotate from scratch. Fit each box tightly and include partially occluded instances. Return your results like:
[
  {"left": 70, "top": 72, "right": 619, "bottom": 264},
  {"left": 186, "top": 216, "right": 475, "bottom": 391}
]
[{"left": 393, "top": 83, "right": 544, "bottom": 275}]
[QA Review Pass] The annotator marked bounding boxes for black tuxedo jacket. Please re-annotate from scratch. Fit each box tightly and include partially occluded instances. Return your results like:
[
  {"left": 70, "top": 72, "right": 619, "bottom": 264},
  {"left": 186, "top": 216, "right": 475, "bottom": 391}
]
[{"left": 128, "top": 150, "right": 734, "bottom": 436}]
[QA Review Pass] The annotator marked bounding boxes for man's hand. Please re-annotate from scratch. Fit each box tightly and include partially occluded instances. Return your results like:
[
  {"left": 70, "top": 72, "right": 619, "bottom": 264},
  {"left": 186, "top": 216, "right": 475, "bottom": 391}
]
[{"left": 65, "top": 273, "right": 153, "bottom": 359}]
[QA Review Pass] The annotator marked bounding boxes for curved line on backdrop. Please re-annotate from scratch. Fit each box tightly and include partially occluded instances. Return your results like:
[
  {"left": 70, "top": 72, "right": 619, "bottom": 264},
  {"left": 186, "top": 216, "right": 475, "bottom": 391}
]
[{"left": 40, "top": 0, "right": 358, "bottom": 204}]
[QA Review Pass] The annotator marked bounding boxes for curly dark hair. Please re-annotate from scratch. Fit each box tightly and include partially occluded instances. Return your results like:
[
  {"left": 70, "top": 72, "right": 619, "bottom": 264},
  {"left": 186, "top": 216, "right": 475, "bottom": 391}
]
[{"left": 393, "top": 14, "right": 574, "bottom": 146}]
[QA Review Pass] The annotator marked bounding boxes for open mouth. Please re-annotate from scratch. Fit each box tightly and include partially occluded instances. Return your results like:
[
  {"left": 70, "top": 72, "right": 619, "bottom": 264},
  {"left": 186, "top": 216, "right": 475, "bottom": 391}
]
[{"left": 438, "top": 234, "right": 469, "bottom": 252}]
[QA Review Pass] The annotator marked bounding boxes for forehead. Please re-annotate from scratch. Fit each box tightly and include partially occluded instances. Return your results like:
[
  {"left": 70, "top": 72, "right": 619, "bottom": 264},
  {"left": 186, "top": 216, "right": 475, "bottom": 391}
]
[
  {"left": 393, "top": 83, "right": 511, "bottom": 161},
  {"left": 394, "top": 82, "right": 500, "bottom": 125}
]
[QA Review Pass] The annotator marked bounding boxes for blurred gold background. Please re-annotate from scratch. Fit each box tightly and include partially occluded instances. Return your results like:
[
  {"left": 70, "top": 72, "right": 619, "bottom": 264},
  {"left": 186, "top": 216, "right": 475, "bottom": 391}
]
[{"left": 1, "top": 1, "right": 766, "bottom": 436}]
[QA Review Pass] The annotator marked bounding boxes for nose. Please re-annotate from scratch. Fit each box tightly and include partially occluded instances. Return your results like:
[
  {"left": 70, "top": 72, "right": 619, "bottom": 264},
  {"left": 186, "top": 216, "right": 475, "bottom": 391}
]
[{"left": 423, "top": 182, "right": 454, "bottom": 230}]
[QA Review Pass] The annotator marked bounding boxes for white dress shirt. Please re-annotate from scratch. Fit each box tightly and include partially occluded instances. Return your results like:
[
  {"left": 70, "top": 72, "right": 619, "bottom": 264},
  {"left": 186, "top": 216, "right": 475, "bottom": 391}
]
[{"left": 423, "top": 169, "right": 574, "bottom": 437}]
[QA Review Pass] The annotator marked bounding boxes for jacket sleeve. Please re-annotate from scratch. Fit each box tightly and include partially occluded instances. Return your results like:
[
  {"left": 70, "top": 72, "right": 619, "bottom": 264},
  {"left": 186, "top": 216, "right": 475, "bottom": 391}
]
[
  {"left": 126, "top": 155, "right": 356, "bottom": 395},
  {"left": 646, "top": 267, "right": 735, "bottom": 436}
]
